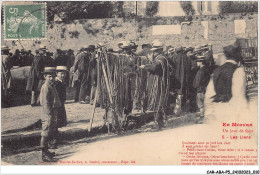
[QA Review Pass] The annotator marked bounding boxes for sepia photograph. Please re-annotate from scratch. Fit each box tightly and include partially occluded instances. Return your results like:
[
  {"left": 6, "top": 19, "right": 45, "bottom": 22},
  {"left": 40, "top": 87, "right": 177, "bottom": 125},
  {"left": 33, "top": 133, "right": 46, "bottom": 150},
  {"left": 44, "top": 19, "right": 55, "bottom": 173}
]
[{"left": 1, "top": 0, "right": 259, "bottom": 174}]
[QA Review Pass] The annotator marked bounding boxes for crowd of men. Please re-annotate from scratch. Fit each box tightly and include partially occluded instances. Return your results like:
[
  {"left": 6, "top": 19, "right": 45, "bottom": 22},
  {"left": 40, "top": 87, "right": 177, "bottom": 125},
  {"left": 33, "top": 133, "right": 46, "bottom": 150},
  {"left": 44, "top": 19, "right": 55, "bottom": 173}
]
[{"left": 2, "top": 38, "right": 245, "bottom": 162}]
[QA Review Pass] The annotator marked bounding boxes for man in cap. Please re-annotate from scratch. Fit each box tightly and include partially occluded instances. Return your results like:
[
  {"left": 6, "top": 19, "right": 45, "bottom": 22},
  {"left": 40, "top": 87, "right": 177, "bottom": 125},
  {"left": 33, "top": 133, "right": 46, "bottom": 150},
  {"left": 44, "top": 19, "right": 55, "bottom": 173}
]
[
  {"left": 1, "top": 45, "right": 13, "bottom": 106},
  {"left": 27, "top": 45, "right": 46, "bottom": 106},
  {"left": 18, "top": 49, "right": 28, "bottom": 67},
  {"left": 139, "top": 40, "right": 170, "bottom": 131},
  {"left": 203, "top": 41, "right": 247, "bottom": 124},
  {"left": 213, "top": 42, "right": 244, "bottom": 103},
  {"left": 136, "top": 44, "right": 152, "bottom": 56},
  {"left": 39, "top": 67, "right": 61, "bottom": 162}
]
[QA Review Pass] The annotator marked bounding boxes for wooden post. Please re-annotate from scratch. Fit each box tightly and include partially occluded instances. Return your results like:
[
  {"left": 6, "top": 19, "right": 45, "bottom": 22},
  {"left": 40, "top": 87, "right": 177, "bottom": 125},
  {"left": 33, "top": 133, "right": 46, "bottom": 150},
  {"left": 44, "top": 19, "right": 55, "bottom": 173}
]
[{"left": 89, "top": 54, "right": 100, "bottom": 132}]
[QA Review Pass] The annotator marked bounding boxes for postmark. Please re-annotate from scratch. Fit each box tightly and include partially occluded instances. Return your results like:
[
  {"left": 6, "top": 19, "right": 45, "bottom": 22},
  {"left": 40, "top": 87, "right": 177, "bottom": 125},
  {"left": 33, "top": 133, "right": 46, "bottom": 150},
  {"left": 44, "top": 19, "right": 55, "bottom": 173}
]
[{"left": 4, "top": 3, "right": 47, "bottom": 40}]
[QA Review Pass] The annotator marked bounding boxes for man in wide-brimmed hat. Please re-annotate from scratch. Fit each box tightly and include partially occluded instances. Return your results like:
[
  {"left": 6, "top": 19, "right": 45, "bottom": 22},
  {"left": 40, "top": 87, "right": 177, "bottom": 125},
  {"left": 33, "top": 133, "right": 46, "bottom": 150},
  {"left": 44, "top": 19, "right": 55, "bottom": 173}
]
[
  {"left": 39, "top": 67, "right": 61, "bottom": 162},
  {"left": 139, "top": 40, "right": 170, "bottom": 131}
]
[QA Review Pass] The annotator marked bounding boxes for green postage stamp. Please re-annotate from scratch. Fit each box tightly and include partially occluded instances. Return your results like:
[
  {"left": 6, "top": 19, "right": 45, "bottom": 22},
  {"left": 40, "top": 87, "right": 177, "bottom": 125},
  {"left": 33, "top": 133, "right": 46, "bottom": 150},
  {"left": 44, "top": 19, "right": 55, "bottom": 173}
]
[{"left": 4, "top": 3, "right": 46, "bottom": 40}]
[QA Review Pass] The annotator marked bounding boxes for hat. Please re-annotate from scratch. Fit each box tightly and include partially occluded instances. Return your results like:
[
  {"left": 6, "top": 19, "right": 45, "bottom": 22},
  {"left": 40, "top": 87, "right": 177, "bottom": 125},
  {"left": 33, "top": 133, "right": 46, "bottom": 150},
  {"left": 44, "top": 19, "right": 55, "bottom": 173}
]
[
  {"left": 42, "top": 67, "right": 56, "bottom": 74},
  {"left": 21, "top": 49, "right": 26, "bottom": 53},
  {"left": 129, "top": 41, "right": 138, "bottom": 50},
  {"left": 118, "top": 41, "right": 124, "bottom": 47},
  {"left": 184, "top": 47, "right": 194, "bottom": 53},
  {"left": 88, "top": 45, "right": 96, "bottom": 50},
  {"left": 223, "top": 44, "right": 240, "bottom": 57},
  {"left": 195, "top": 56, "right": 205, "bottom": 62},
  {"left": 121, "top": 41, "right": 131, "bottom": 49},
  {"left": 175, "top": 47, "right": 184, "bottom": 53},
  {"left": 39, "top": 45, "right": 46, "bottom": 50},
  {"left": 56, "top": 66, "right": 68, "bottom": 72},
  {"left": 107, "top": 48, "right": 114, "bottom": 52},
  {"left": 151, "top": 40, "right": 163, "bottom": 51},
  {"left": 1, "top": 45, "right": 10, "bottom": 50},
  {"left": 152, "top": 39, "right": 160, "bottom": 46},
  {"left": 168, "top": 47, "right": 175, "bottom": 53},
  {"left": 142, "top": 44, "right": 152, "bottom": 49},
  {"left": 97, "top": 43, "right": 104, "bottom": 47},
  {"left": 81, "top": 45, "right": 88, "bottom": 49}
]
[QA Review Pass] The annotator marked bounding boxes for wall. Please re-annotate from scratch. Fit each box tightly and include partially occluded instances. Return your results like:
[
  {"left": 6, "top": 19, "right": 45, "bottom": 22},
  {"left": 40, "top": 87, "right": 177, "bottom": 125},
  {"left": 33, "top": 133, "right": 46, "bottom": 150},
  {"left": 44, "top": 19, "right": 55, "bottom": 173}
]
[{"left": 1, "top": 13, "right": 257, "bottom": 54}]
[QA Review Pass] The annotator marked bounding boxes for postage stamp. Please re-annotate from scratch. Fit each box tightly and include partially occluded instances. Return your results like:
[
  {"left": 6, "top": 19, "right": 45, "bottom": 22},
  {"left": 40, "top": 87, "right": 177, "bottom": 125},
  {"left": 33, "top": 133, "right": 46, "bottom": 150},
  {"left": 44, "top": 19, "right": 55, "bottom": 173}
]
[{"left": 4, "top": 3, "right": 46, "bottom": 40}]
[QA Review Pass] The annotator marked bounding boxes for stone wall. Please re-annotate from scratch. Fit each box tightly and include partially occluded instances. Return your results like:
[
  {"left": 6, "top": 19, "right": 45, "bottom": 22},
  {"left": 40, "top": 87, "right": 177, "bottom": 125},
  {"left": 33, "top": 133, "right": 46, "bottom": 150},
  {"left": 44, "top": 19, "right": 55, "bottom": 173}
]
[{"left": 2, "top": 13, "right": 257, "bottom": 54}]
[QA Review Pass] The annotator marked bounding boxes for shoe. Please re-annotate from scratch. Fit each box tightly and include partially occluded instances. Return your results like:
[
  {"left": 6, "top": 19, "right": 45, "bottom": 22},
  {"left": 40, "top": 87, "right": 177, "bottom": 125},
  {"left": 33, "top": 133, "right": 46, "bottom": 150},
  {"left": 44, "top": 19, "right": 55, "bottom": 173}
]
[
  {"left": 149, "top": 127, "right": 162, "bottom": 132},
  {"left": 149, "top": 125, "right": 162, "bottom": 132},
  {"left": 79, "top": 101, "right": 88, "bottom": 104},
  {"left": 46, "top": 150, "right": 55, "bottom": 157},
  {"left": 31, "top": 104, "right": 40, "bottom": 107},
  {"left": 90, "top": 101, "right": 93, "bottom": 105},
  {"left": 196, "top": 117, "right": 204, "bottom": 124},
  {"left": 48, "top": 140, "right": 58, "bottom": 149},
  {"left": 42, "top": 151, "right": 54, "bottom": 162}
]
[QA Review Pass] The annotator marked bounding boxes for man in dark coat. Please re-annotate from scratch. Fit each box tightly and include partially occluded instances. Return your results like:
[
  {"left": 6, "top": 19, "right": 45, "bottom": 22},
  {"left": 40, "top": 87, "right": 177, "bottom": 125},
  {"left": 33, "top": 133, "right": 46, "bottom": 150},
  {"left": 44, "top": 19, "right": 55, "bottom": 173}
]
[
  {"left": 12, "top": 49, "right": 20, "bottom": 66},
  {"left": 88, "top": 45, "right": 99, "bottom": 106},
  {"left": 193, "top": 59, "right": 211, "bottom": 123},
  {"left": 172, "top": 47, "right": 191, "bottom": 117},
  {"left": 54, "top": 49, "right": 66, "bottom": 66},
  {"left": 27, "top": 46, "right": 45, "bottom": 106},
  {"left": 2, "top": 45, "right": 13, "bottom": 106},
  {"left": 72, "top": 45, "right": 91, "bottom": 103},
  {"left": 136, "top": 44, "right": 152, "bottom": 57},
  {"left": 139, "top": 40, "right": 170, "bottom": 131}
]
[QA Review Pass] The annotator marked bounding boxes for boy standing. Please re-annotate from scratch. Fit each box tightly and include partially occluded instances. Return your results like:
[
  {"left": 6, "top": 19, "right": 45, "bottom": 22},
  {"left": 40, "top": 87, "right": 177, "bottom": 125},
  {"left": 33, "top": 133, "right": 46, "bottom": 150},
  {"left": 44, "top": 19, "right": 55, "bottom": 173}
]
[
  {"left": 55, "top": 66, "right": 68, "bottom": 128},
  {"left": 40, "top": 67, "right": 61, "bottom": 162},
  {"left": 193, "top": 59, "right": 211, "bottom": 124}
]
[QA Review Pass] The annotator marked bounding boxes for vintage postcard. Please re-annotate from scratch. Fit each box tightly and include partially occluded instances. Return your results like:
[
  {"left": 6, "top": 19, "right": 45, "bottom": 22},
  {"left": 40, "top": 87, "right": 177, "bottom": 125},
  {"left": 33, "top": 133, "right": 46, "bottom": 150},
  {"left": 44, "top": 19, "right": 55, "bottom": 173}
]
[{"left": 1, "top": 1, "right": 259, "bottom": 174}]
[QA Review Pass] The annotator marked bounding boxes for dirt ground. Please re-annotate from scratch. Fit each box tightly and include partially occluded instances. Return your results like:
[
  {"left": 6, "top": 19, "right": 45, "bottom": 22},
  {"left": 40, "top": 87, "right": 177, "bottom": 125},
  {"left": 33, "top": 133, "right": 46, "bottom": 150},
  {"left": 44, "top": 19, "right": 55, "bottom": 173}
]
[{"left": 1, "top": 84, "right": 258, "bottom": 165}]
